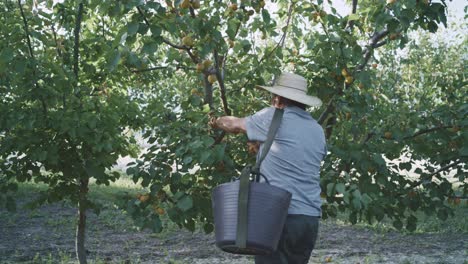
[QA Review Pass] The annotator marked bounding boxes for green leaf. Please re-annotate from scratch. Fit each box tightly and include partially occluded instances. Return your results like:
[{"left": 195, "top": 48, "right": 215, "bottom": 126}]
[
  {"left": 37, "top": 150, "right": 47, "bottom": 162},
  {"left": 120, "top": 32, "right": 128, "bottom": 45},
  {"left": 85, "top": 161, "right": 106, "bottom": 179},
  {"left": 240, "top": 39, "right": 252, "bottom": 53},
  {"left": 361, "top": 194, "right": 372, "bottom": 208},
  {"left": 393, "top": 219, "right": 403, "bottom": 230},
  {"left": 201, "top": 136, "right": 215, "bottom": 147},
  {"left": 352, "top": 197, "right": 362, "bottom": 210},
  {"left": 173, "top": 191, "right": 185, "bottom": 200},
  {"left": 107, "top": 49, "right": 121, "bottom": 72},
  {"left": 459, "top": 146, "right": 468, "bottom": 156},
  {"left": 427, "top": 21, "right": 438, "bottom": 33},
  {"left": 200, "top": 151, "right": 211, "bottom": 164},
  {"left": 183, "top": 156, "right": 193, "bottom": 164},
  {"left": 262, "top": 9, "right": 271, "bottom": 25},
  {"left": 212, "top": 145, "right": 225, "bottom": 162},
  {"left": 184, "top": 218, "right": 196, "bottom": 232},
  {"left": 177, "top": 195, "right": 193, "bottom": 212},
  {"left": 372, "top": 154, "right": 386, "bottom": 166},
  {"left": 343, "top": 191, "right": 351, "bottom": 204},
  {"left": 151, "top": 215, "right": 163, "bottom": 233},
  {"left": 127, "top": 21, "right": 139, "bottom": 36},
  {"left": 0, "top": 47, "right": 14, "bottom": 63},
  {"left": 150, "top": 25, "right": 162, "bottom": 37},
  {"left": 226, "top": 19, "right": 239, "bottom": 40},
  {"left": 142, "top": 42, "right": 158, "bottom": 55},
  {"left": 202, "top": 104, "right": 210, "bottom": 113},
  {"left": 326, "top": 182, "right": 334, "bottom": 197},
  {"left": 348, "top": 14, "right": 360, "bottom": 21},
  {"left": 335, "top": 183, "right": 345, "bottom": 194},
  {"left": 203, "top": 223, "right": 214, "bottom": 233}
]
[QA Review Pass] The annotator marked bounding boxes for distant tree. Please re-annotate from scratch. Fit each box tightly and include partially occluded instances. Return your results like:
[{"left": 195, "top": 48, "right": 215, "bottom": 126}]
[{"left": 0, "top": 1, "right": 142, "bottom": 263}]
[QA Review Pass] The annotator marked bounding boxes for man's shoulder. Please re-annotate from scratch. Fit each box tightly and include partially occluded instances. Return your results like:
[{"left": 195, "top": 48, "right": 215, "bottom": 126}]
[
  {"left": 285, "top": 106, "right": 315, "bottom": 120},
  {"left": 251, "top": 106, "right": 275, "bottom": 119}
]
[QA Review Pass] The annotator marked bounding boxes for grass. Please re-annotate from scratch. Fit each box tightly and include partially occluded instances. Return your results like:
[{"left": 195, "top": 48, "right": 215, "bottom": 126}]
[
  {"left": 30, "top": 251, "right": 146, "bottom": 264},
  {"left": 2, "top": 174, "right": 467, "bottom": 263},
  {"left": 12, "top": 174, "right": 468, "bottom": 235},
  {"left": 6, "top": 175, "right": 468, "bottom": 237},
  {"left": 329, "top": 201, "right": 468, "bottom": 234},
  {"left": 0, "top": 176, "right": 182, "bottom": 263},
  {"left": 3, "top": 174, "right": 186, "bottom": 236}
]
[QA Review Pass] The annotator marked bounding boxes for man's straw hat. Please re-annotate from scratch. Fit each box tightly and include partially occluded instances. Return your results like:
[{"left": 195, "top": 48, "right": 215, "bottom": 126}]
[{"left": 256, "top": 72, "right": 322, "bottom": 107}]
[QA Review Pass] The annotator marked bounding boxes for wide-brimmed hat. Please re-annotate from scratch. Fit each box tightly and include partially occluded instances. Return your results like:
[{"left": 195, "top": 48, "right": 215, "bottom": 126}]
[{"left": 256, "top": 72, "right": 322, "bottom": 107}]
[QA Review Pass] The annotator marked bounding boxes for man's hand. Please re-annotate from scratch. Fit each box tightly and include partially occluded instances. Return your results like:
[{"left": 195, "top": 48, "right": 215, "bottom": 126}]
[
  {"left": 208, "top": 115, "right": 246, "bottom": 134},
  {"left": 209, "top": 115, "right": 219, "bottom": 129}
]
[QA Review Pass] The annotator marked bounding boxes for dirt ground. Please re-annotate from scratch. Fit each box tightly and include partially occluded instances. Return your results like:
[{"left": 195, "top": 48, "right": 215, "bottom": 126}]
[{"left": 0, "top": 202, "right": 466, "bottom": 264}]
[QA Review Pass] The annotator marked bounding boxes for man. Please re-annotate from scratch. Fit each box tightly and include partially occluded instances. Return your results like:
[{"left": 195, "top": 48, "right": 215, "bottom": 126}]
[{"left": 210, "top": 72, "right": 327, "bottom": 264}]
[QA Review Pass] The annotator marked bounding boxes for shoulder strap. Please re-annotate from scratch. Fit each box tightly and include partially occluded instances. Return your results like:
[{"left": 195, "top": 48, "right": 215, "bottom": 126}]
[{"left": 252, "top": 108, "right": 284, "bottom": 174}]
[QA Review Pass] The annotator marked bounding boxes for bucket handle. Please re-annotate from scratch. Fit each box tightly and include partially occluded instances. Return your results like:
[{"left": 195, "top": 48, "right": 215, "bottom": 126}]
[
  {"left": 252, "top": 171, "right": 270, "bottom": 184},
  {"left": 230, "top": 168, "right": 270, "bottom": 184}
]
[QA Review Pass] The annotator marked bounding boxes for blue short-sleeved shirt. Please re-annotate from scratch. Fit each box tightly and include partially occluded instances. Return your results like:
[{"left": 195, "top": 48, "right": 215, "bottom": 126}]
[{"left": 245, "top": 106, "right": 327, "bottom": 216}]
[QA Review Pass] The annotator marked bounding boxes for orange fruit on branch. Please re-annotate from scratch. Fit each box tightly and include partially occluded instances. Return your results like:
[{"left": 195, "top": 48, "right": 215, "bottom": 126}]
[
  {"left": 384, "top": 131, "right": 392, "bottom": 139},
  {"left": 208, "top": 74, "right": 217, "bottom": 84}
]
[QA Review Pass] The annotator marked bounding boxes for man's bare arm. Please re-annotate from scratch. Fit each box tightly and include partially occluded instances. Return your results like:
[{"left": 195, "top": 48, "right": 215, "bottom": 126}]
[{"left": 210, "top": 116, "right": 246, "bottom": 134}]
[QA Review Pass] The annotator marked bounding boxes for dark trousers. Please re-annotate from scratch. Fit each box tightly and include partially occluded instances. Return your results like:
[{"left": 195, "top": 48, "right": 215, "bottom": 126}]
[{"left": 255, "top": 214, "right": 319, "bottom": 264}]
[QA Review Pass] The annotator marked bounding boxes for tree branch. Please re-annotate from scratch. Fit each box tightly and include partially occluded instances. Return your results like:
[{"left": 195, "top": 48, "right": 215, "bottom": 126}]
[
  {"left": 318, "top": 97, "right": 335, "bottom": 125},
  {"left": 161, "top": 38, "right": 185, "bottom": 49},
  {"left": 347, "top": 0, "right": 358, "bottom": 30},
  {"left": 18, "top": 0, "right": 34, "bottom": 59},
  {"left": 51, "top": 25, "right": 62, "bottom": 58},
  {"left": 317, "top": 28, "right": 390, "bottom": 128},
  {"left": 222, "top": 19, "right": 241, "bottom": 71},
  {"left": 374, "top": 39, "right": 388, "bottom": 49},
  {"left": 241, "top": 1, "right": 295, "bottom": 89},
  {"left": 137, "top": 7, "right": 179, "bottom": 50},
  {"left": 131, "top": 66, "right": 169, "bottom": 73},
  {"left": 18, "top": 0, "right": 47, "bottom": 116},
  {"left": 404, "top": 125, "right": 453, "bottom": 139},
  {"left": 356, "top": 29, "right": 389, "bottom": 71},
  {"left": 137, "top": 6, "right": 150, "bottom": 26},
  {"left": 214, "top": 131, "right": 226, "bottom": 145},
  {"left": 130, "top": 65, "right": 195, "bottom": 73},
  {"left": 137, "top": 6, "right": 199, "bottom": 63},
  {"left": 363, "top": 132, "right": 375, "bottom": 144},
  {"left": 189, "top": 6, "right": 196, "bottom": 18},
  {"left": 429, "top": 160, "right": 463, "bottom": 178},
  {"left": 362, "top": 124, "right": 457, "bottom": 144},
  {"left": 371, "top": 29, "right": 391, "bottom": 45},
  {"left": 352, "top": 0, "right": 358, "bottom": 15},
  {"left": 322, "top": 21, "right": 389, "bottom": 125},
  {"left": 261, "top": 1, "right": 294, "bottom": 67},
  {"left": 73, "top": 3, "right": 84, "bottom": 83},
  {"left": 51, "top": 24, "right": 67, "bottom": 108},
  {"left": 214, "top": 49, "right": 231, "bottom": 115},
  {"left": 409, "top": 160, "right": 463, "bottom": 189}
]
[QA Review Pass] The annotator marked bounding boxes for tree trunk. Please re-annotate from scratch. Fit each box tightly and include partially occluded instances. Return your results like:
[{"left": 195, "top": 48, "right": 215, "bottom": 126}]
[{"left": 76, "top": 178, "right": 89, "bottom": 264}]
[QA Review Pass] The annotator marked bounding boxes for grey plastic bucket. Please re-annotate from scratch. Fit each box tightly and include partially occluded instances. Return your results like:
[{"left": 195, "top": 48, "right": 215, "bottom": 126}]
[{"left": 212, "top": 180, "right": 292, "bottom": 255}]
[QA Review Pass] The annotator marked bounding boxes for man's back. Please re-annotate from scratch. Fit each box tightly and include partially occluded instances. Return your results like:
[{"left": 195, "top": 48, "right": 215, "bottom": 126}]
[{"left": 245, "top": 106, "right": 327, "bottom": 216}]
